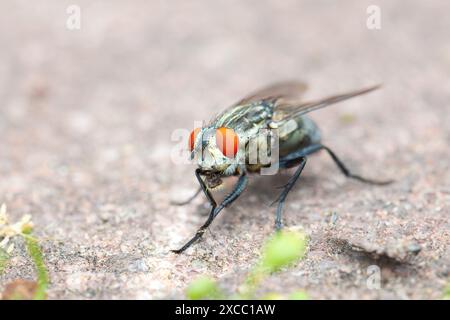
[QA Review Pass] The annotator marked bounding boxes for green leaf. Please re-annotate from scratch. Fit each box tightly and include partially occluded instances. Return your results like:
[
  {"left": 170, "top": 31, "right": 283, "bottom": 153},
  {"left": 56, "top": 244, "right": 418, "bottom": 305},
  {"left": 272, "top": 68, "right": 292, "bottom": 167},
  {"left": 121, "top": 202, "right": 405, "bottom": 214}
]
[
  {"left": 23, "top": 235, "right": 49, "bottom": 300},
  {"left": 186, "top": 275, "right": 221, "bottom": 300},
  {"left": 289, "top": 290, "right": 310, "bottom": 300},
  {"left": 261, "top": 230, "right": 308, "bottom": 273},
  {"left": 443, "top": 283, "right": 450, "bottom": 300},
  {"left": 0, "top": 247, "right": 9, "bottom": 274},
  {"left": 260, "top": 292, "right": 285, "bottom": 300}
]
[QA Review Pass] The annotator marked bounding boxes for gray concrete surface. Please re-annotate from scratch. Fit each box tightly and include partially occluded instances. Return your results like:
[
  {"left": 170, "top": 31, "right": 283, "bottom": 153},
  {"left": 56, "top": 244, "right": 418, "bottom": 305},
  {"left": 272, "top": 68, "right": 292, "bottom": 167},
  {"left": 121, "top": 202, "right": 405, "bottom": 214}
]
[{"left": 0, "top": 0, "right": 449, "bottom": 299}]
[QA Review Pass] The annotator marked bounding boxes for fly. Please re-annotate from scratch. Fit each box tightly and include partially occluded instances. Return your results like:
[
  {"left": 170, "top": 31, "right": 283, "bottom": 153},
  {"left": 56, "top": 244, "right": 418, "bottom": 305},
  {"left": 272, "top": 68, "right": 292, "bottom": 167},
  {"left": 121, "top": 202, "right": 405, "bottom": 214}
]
[{"left": 171, "top": 81, "right": 392, "bottom": 253}]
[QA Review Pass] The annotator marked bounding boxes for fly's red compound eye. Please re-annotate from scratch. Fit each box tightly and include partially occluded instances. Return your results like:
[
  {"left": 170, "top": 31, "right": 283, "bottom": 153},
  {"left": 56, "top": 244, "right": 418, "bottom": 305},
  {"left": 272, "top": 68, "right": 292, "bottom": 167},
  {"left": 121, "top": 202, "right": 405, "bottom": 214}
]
[
  {"left": 189, "top": 128, "right": 201, "bottom": 151},
  {"left": 215, "top": 127, "right": 239, "bottom": 158}
]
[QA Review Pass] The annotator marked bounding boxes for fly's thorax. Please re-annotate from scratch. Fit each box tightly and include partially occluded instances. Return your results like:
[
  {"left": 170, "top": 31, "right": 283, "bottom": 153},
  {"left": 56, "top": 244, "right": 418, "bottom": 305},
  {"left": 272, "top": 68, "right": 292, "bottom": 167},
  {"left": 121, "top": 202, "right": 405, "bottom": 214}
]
[{"left": 245, "top": 132, "right": 271, "bottom": 166}]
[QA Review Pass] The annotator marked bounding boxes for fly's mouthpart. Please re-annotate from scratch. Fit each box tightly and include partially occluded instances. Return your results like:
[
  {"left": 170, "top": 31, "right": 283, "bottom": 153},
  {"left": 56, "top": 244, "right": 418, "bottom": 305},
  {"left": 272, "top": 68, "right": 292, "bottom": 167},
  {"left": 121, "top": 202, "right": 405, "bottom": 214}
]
[
  {"left": 207, "top": 182, "right": 224, "bottom": 191},
  {"left": 203, "top": 171, "right": 224, "bottom": 190}
]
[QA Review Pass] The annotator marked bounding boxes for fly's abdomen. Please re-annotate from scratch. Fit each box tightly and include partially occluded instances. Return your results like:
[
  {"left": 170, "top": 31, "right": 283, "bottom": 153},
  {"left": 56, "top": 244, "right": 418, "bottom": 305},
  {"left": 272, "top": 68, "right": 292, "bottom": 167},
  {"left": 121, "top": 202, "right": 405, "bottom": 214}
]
[
  {"left": 244, "top": 115, "right": 320, "bottom": 172},
  {"left": 277, "top": 115, "right": 321, "bottom": 157}
]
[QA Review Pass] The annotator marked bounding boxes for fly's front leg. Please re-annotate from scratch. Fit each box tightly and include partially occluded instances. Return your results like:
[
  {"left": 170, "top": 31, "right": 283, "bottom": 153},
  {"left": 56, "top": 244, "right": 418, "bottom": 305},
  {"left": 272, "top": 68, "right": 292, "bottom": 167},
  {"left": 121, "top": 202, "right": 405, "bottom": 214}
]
[
  {"left": 272, "top": 157, "right": 307, "bottom": 230},
  {"left": 170, "top": 205, "right": 216, "bottom": 254},
  {"left": 171, "top": 167, "right": 218, "bottom": 207},
  {"left": 195, "top": 168, "right": 217, "bottom": 208},
  {"left": 320, "top": 145, "right": 393, "bottom": 185},
  {"left": 171, "top": 172, "right": 248, "bottom": 254}
]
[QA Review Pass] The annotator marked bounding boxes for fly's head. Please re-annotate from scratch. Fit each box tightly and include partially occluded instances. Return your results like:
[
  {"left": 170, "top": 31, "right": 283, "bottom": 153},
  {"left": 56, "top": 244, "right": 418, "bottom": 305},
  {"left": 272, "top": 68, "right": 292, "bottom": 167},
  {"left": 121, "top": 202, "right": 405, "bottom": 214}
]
[{"left": 189, "top": 126, "right": 243, "bottom": 188}]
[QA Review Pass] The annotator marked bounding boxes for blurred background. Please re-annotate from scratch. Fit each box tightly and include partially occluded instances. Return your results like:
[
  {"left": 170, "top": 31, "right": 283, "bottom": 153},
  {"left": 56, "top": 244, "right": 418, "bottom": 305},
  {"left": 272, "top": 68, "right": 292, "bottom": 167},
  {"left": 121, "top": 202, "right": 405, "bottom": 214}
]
[{"left": 0, "top": 0, "right": 449, "bottom": 299}]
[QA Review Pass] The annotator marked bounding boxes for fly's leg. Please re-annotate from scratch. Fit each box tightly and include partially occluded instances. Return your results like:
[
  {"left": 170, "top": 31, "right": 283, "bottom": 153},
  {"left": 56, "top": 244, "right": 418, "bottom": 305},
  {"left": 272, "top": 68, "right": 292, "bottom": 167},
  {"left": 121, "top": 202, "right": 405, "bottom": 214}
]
[
  {"left": 171, "top": 169, "right": 217, "bottom": 253},
  {"left": 280, "top": 144, "right": 393, "bottom": 185},
  {"left": 171, "top": 167, "right": 218, "bottom": 207},
  {"left": 320, "top": 145, "right": 393, "bottom": 185},
  {"left": 170, "top": 187, "right": 202, "bottom": 206},
  {"left": 171, "top": 173, "right": 248, "bottom": 254},
  {"left": 170, "top": 209, "right": 214, "bottom": 253},
  {"left": 272, "top": 157, "right": 307, "bottom": 230}
]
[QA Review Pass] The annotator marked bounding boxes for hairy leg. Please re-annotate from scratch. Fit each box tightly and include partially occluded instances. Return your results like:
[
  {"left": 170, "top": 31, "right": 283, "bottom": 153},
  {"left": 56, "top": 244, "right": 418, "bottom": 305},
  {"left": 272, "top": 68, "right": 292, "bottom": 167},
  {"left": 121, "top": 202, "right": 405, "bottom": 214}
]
[{"left": 172, "top": 173, "right": 248, "bottom": 253}]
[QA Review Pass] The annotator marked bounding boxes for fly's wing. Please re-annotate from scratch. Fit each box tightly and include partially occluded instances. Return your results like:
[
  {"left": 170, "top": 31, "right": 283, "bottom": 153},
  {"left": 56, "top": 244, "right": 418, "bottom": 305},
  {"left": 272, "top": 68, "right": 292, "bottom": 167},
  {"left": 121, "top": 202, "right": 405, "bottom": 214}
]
[
  {"left": 212, "top": 81, "right": 309, "bottom": 130},
  {"left": 272, "top": 85, "right": 381, "bottom": 122},
  {"left": 233, "top": 81, "right": 308, "bottom": 106}
]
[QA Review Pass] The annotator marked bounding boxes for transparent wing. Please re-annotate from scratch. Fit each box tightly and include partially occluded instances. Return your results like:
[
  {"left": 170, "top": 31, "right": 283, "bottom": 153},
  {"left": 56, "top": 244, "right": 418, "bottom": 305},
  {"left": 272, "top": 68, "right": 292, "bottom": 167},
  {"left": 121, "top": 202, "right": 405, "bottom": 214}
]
[
  {"left": 233, "top": 81, "right": 308, "bottom": 106},
  {"left": 212, "top": 81, "right": 309, "bottom": 128},
  {"left": 272, "top": 84, "right": 381, "bottom": 122}
]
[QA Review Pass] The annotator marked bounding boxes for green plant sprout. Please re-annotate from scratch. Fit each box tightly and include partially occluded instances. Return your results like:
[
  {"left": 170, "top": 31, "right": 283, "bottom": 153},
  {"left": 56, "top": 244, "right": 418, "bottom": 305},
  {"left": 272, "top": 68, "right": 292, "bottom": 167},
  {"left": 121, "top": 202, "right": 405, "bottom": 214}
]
[
  {"left": 186, "top": 275, "right": 224, "bottom": 300},
  {"left": 186, "top": 228, "right": 309, "bottom": 300},
  {"left": 0, "top": 203, "right": 49, "bottom": 300},
  {"left": 0, "top": 247, "right": 8, "bottom": 274},
  {"left": 443, "top": 282, "right": 450, "bottom": 300}
]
